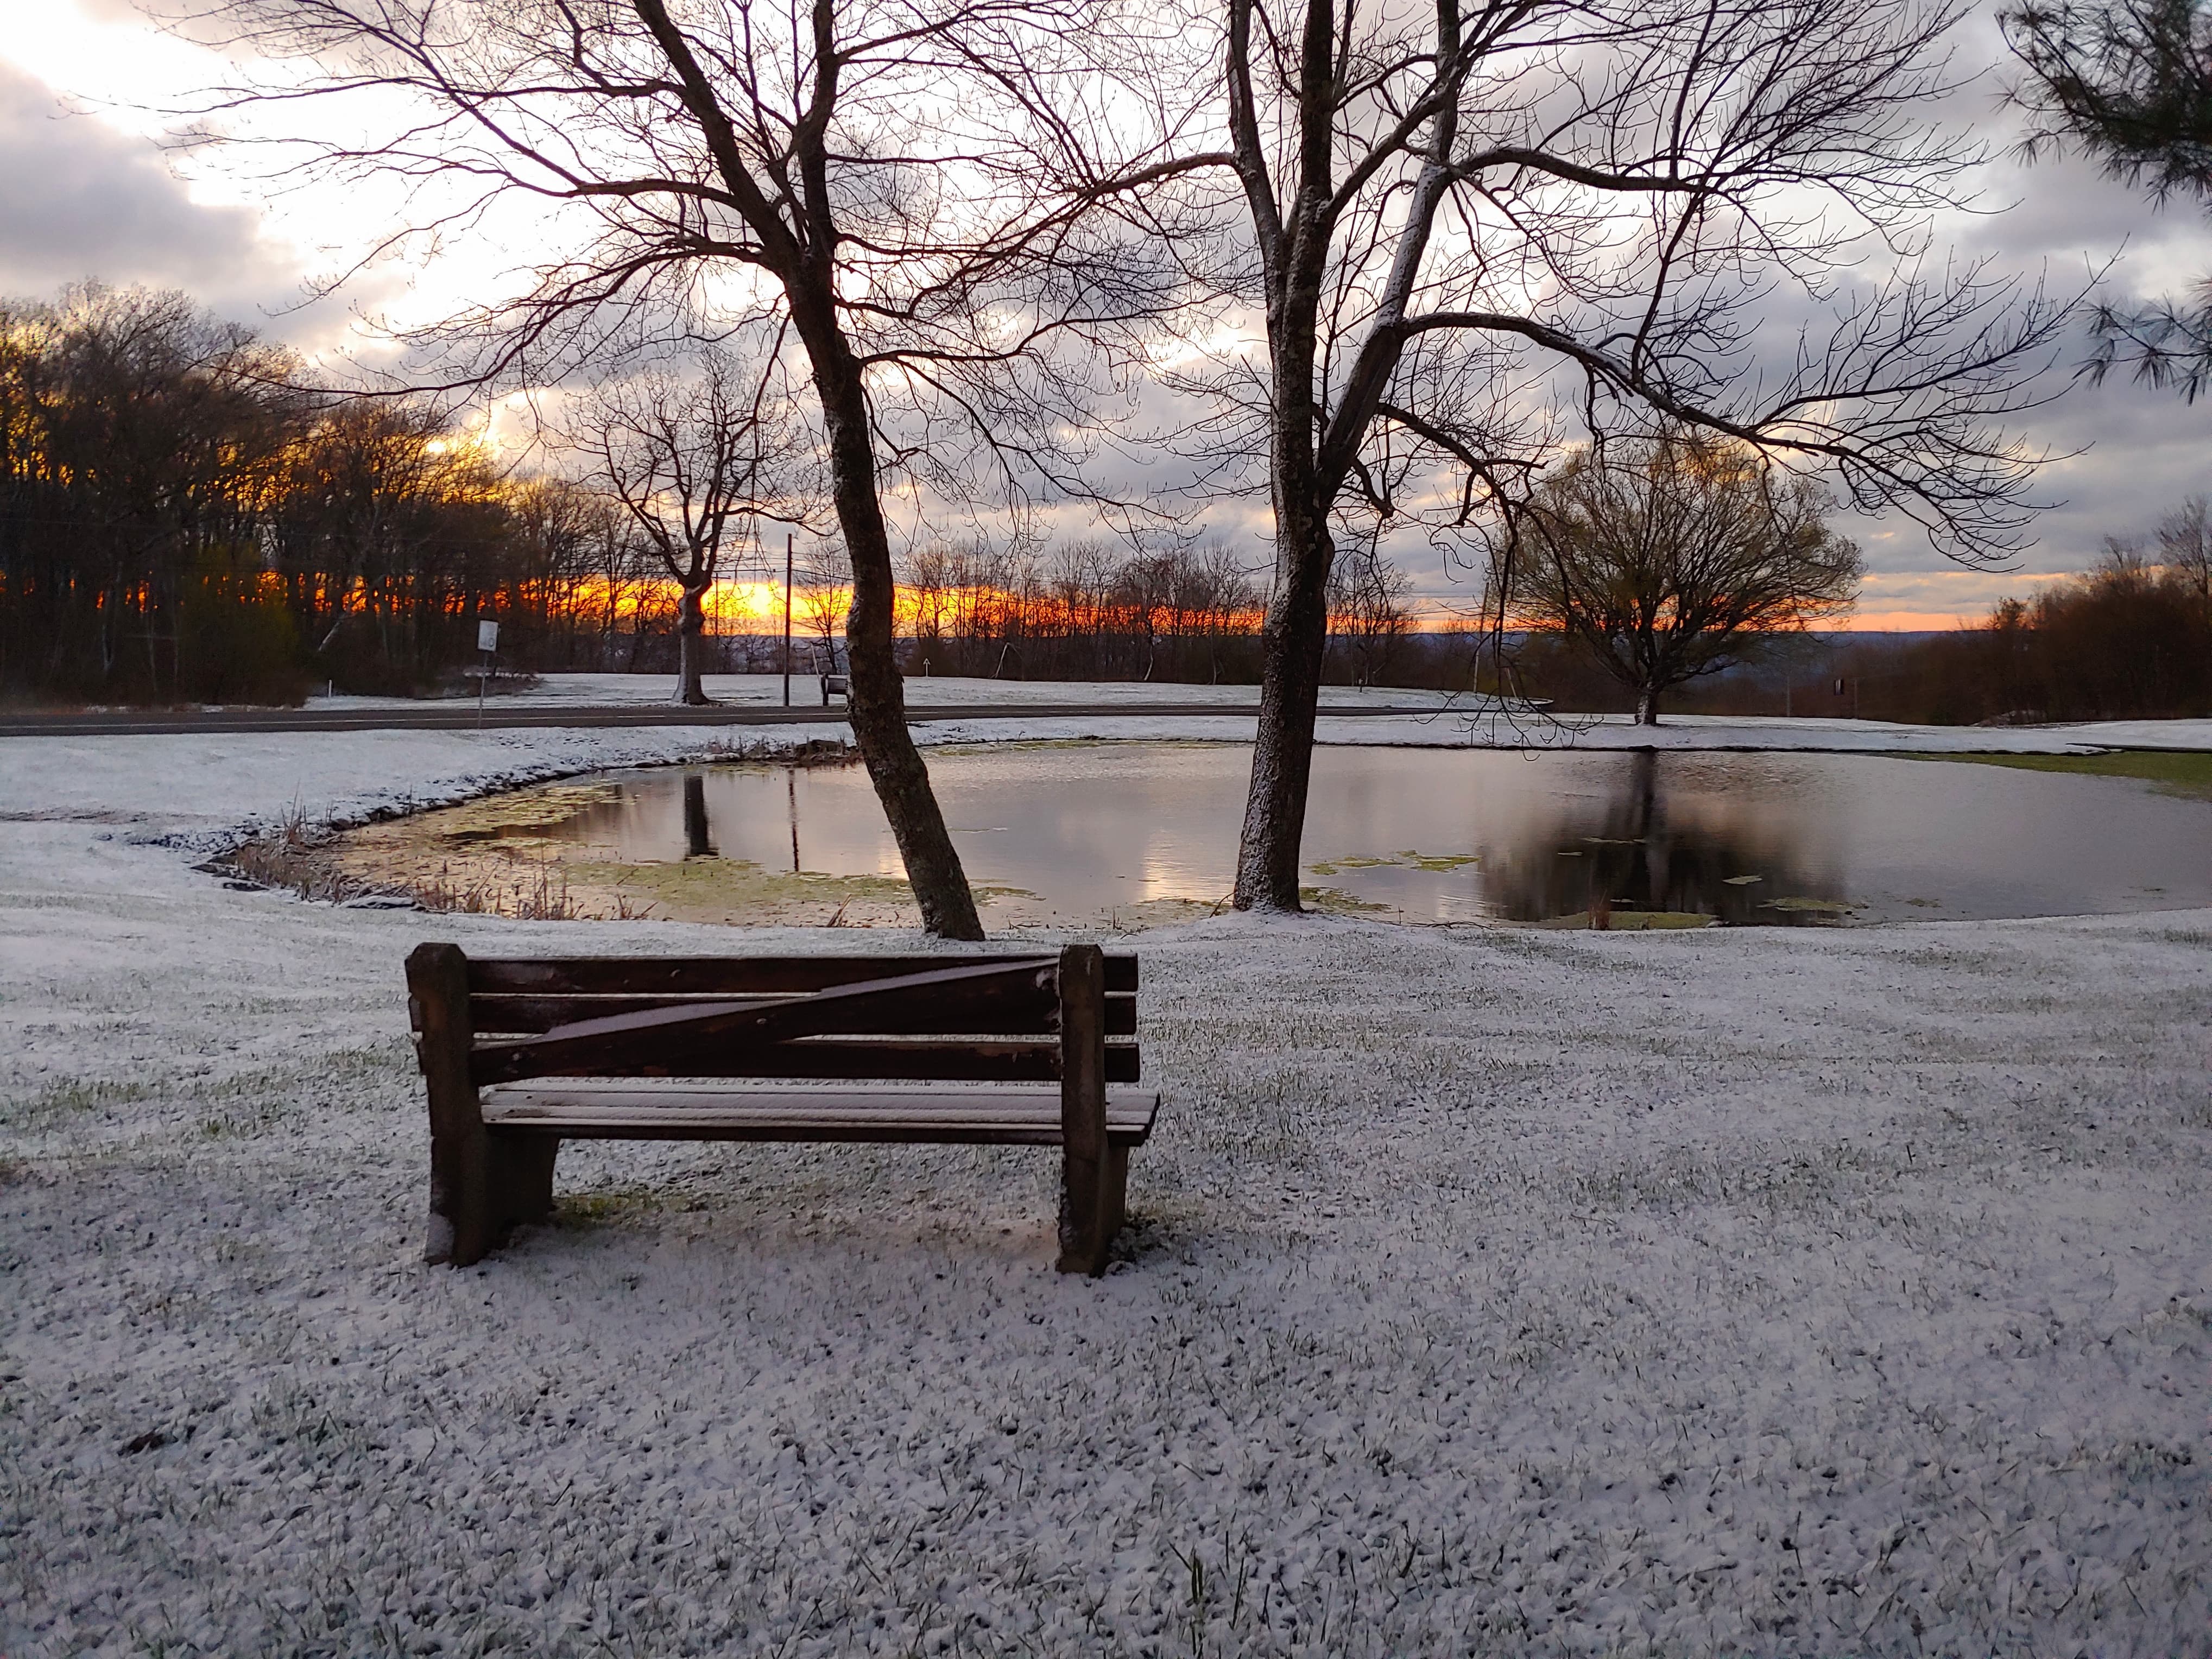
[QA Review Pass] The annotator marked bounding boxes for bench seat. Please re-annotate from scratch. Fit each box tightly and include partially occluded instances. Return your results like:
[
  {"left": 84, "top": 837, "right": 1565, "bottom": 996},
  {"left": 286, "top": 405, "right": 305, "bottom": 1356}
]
[{"left": 482, "top": 1079, "right": 1161, "bottom": 1145}]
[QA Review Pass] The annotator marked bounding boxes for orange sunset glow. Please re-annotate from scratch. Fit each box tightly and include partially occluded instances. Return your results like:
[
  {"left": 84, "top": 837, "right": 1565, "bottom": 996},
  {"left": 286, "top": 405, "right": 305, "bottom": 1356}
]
[{"left": 640, "top": 577, "right": 2033, "bottom": 635}]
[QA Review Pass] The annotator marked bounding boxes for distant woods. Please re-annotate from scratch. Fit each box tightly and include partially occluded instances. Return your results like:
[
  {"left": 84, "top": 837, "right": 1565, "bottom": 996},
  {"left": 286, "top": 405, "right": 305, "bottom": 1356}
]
[
  {"left": 0, "top": 286, "right": 662, "bottom": 704},
  {"left": 1845, "top": 531, "right": 2212, "bottom": 725},
  {"left": 0, "top": 286, "right": 1318, "bottom": 705},
  {"left": 1513, "top": 525, "right": 2212, "bottom": 725},
  {"left": 902, "top": 542, "right": 1265, "bottom": 684}
]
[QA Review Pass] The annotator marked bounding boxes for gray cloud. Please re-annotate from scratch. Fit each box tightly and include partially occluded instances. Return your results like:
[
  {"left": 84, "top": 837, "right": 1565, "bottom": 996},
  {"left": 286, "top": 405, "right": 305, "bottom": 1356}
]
[
  {"left": 1935, "top": 157, "right": 2212, "bottom": 576},
  {"left": 0, "top": 59, "right": 300, "bottom": 321}
]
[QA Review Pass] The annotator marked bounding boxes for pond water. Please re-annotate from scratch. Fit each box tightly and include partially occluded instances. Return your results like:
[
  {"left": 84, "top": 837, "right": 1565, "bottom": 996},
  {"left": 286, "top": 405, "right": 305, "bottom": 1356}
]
[{"left": 491, "top": 742, "right": 2212, "bottom": 927}]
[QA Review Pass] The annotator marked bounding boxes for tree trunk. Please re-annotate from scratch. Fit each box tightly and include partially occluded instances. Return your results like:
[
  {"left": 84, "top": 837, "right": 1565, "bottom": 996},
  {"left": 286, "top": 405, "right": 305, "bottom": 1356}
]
[
  {"left": 628, "top": 0, "right": 978, "bottom": 936},
  {"left": 1233, "top": 505, "right": 1333, "bottom": 911},
  {"left": 1636, "top": 686, "right": 1661, "bottom": 725},
  {"left": 673, "top": 580, "right": 711, "bottom": 705},
  {"left": 800, "top": 307, "right": 984, "bottom": 940}
]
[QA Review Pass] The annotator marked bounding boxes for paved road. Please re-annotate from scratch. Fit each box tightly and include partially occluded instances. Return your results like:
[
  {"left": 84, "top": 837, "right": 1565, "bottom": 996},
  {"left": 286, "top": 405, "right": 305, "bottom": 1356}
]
[{"left": 0, "top": 699, "right": 1457, "bottom": 738}]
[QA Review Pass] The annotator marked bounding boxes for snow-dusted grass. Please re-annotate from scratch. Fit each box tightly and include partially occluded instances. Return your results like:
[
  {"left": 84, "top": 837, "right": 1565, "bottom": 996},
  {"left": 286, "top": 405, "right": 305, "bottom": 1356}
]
[{"left": 2, "top": 726, "right": 2209, "bottom": 1656}]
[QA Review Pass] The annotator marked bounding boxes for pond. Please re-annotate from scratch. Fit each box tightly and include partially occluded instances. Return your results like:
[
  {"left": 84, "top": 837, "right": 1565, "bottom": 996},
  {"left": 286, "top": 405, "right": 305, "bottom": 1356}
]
[{"left": 340, "top": 741, "right": 2212, "bottom": 928}]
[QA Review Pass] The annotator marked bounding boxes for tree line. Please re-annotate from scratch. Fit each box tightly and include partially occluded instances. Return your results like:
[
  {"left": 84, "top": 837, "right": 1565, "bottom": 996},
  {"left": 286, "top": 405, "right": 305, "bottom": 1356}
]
[
  {"left": 9, "top": 279, "right": 2200, "bottom": 731},
  {"left": 0, "top": 286, "right": 661, "bottom": 702},
  {"left": 1846, "top": 525, "right": 2212, "bottom": 725},
  {"left": 896, "top": 540, "right": 1415, "bottom": 686},
  {"left": 1499, "top": 505, "right": 2212, "bottom": 725},
  {"left": 1, "top": 284, "right": 1438, "bottom": 704}
]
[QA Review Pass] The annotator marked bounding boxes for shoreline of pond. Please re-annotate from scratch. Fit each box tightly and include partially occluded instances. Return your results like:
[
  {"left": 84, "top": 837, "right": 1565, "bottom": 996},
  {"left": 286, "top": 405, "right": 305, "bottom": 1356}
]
[{"left": 207, "top": 739, "right": 2212, "bottom": 932}]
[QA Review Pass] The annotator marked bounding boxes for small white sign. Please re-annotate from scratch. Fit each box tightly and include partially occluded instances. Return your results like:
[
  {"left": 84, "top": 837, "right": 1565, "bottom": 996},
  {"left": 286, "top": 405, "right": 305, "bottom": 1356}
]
[{"left": 477, "top": 620, "right": 499, "bottom": 654}]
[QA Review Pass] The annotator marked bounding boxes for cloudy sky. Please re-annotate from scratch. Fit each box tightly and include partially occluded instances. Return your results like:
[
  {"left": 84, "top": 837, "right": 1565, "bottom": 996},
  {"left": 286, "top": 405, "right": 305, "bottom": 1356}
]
[{"left": 4, "top": 0, "right": 2209, "bottom": 628}]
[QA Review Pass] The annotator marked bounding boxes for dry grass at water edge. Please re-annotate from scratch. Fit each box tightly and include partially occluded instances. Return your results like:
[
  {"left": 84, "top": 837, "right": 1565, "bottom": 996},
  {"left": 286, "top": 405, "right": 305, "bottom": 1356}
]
[{"left": 212, "top": 734, "right": 858, "bottom": 919}]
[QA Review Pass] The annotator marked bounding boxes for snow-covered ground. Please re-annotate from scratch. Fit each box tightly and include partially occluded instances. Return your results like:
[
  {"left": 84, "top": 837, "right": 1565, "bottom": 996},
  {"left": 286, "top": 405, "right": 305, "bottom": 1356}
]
[
  {"left": 2, "top": 724, "right": 2208, "bottom": 1656},
  {"left": 307, "top": 672, "right": 1463, "bottom": 713}
]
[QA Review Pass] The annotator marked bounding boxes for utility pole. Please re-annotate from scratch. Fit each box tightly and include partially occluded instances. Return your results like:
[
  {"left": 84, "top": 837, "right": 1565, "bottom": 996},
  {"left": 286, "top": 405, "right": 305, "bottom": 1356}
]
[{"left": 782, "top": 531, "right": 793, "bottom": 708}]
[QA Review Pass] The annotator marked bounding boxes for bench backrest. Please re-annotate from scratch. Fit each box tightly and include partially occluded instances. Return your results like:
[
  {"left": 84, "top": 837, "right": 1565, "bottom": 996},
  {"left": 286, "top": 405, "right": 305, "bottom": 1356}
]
[{"left": 422, "top": 949, "right": 1139, "bottom": 1088}]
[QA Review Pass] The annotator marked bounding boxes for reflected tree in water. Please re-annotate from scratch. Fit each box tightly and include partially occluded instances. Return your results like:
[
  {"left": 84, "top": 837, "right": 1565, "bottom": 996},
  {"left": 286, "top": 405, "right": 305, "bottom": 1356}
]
[
  {"left": 681, "top": 774, "right": 715, "bottom": 860},
  {"left": 1482, "top": 749, "right": 1842, "bottom": 925}
]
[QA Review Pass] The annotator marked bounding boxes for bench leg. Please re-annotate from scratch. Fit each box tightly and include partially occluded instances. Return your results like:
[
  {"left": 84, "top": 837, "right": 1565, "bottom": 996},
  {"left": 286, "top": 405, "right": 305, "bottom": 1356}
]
[
  {"left": 1057, "top": 944, "right": 1118, "bottom": 1276},
  {"left": 493, "top": 1134, "right": 560, "bottom": 1229},
  {"left": 410, "top": 943, "right": 497, "bottom": 1267},
  {"left": 1103, "top": 1144, "right": 1129, "bottom": 1240},
  {"left": 1057, "top": 1146, "right": 1131, "bottom": 1276},
  {"left": 1057, "top": 1153, "right": 1110, "bottom": 1276},
  {"left": 437, "top": 1136, "right": 556, "bottom": 1268}
]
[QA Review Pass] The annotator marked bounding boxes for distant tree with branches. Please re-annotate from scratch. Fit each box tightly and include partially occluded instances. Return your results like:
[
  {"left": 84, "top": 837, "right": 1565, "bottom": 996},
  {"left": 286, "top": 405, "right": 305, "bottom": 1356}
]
[
  {"left": 1511, "top": 434, "right": 1864, "bottom": 725},
  {"left": 796, "top": 540, "right": 852, "bottom": 674},
  {"left": 580, "top": 350, "right": 807, "bottom": 706},
  {"left": 2153, "top": 493, "right": 2212, "bottom": 597},
  {"left": 1327, "top": 551, "right": 1413, "bottom": 689}
]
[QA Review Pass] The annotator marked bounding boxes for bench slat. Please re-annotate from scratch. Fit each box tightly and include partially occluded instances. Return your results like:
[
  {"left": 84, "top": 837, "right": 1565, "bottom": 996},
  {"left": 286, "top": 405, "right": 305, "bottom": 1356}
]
[
  {"left": 467, "top": 953, "right": 1138, "bottom": 996},
  {"left": 469, "top": 990, "right": 1138, "bottom": 1038},
  {"left": 463, "top": 1036, "right": 1139, "bottom": 1084},
  {"left": 481, "top": 1081, "right": 1161, "bottom": 1147},
  {"left": 472, "top": 959, "right": 1061, "bottom": 1086}
]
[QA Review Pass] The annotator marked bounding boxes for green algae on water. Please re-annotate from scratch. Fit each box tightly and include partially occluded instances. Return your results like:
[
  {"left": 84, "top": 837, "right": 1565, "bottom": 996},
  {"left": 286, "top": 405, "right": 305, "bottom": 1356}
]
[{"left": 1306, "top": 849, "right": 1479, "bottom": 876}]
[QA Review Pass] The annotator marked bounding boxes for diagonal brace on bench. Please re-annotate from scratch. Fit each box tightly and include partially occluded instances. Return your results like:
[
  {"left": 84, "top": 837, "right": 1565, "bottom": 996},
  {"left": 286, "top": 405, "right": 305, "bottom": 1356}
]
[{"left": 471, "top": 958, "right": 1060, "bottom": 1085}]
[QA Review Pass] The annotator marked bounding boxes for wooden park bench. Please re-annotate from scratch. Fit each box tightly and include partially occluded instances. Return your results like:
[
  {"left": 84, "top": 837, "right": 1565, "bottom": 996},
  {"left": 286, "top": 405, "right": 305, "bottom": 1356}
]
[{"left": 403, "top": 944, "right": 1155, "bottom": 1276}]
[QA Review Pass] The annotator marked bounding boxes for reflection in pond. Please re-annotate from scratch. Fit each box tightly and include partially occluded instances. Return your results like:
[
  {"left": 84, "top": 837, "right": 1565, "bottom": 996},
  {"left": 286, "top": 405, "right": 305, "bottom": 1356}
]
[
  {"left": 1483, "top": 748, "right": 1845, "bottom": 927},
  {"left": 333, "top": 740, "right": 2212, "bottom": 929},
  {"left": 682, "top": 774, "right": 715, "bottom": 860}
]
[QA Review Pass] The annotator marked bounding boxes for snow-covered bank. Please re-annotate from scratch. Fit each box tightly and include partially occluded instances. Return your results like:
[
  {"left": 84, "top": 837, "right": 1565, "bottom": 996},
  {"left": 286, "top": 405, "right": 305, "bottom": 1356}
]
[
  {"left": 305, "top": 670, "right": 2212, "bottom": 751},
  {"left": 1458, "top": 708, "right": 2212, "bottom": 752},
  {"left": 2, "top": 728, "right": 2209, "bottom": 1656},
  {"left": 1, "top": 724, "right": 849, "bottom": 857},
  {"left": 306, "top": 672, "right": 1468, "bottom": 714}
]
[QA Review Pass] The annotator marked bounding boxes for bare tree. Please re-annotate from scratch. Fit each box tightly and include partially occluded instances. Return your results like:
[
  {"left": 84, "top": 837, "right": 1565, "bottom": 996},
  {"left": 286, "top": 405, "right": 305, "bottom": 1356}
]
[
  {"left": 899, "top": 542, "right": 955, "bottom": 674},
  {"left": 179, "top": 0, "right": 1200, "bottom": 938},
  {"left": 1156, "top": 0, "right": 2077, "bottom": 910},
  {"left": 2154, "top": 493, "right": 2212, "bottom": 599},
  {"left": 1327, "top": 549, "right": 1412, "bottom": 689},
  {"left": 1511, "top": 433, "right": 1864, "bottom": 724},
  {"left": 283, "top": 396, "right": 511, "bottom": 687},
  {"left": 581, "top": 351, "right": 802, "bottom": 705},
  {"left": 796, "top": 539, "right": 852, "bottom": 674}
]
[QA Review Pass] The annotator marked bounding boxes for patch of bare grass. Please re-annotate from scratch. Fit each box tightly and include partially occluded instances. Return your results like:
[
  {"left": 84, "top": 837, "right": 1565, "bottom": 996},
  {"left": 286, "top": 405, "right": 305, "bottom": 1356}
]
[{"left": 1908, "top": 749, "right": 2212, "bottom": 800}]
